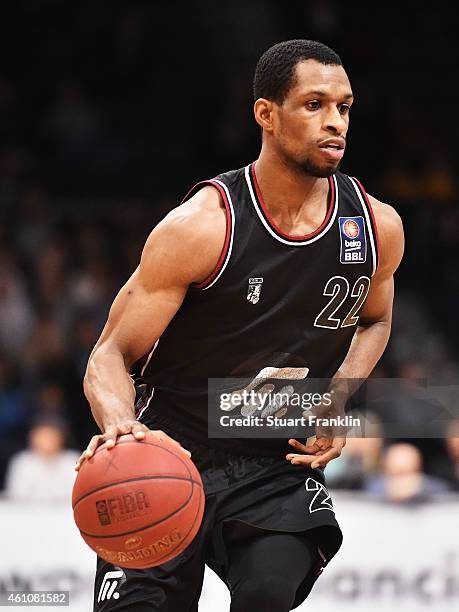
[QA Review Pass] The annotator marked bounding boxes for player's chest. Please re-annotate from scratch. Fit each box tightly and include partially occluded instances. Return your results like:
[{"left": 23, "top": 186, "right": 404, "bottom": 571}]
[{"left": 209, "top": 231, "right": 373, "bottom": 330}]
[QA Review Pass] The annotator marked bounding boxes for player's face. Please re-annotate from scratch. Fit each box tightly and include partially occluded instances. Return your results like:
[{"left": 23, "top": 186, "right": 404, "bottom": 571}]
[{"left": 273, "top": 60, "right": 353, "bottom": 177}]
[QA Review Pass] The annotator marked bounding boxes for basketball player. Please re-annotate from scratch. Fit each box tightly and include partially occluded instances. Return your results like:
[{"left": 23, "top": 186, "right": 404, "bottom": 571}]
[{"left": 77, "top": 40, "right": 404, "bottom": 611}]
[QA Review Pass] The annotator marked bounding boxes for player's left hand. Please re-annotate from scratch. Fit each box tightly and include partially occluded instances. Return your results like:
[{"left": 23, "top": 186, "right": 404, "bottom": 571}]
[
  {"left": 286, "top": 436, "right": 346, "bottom": 469},
  {"left": 286, "top": 385, "right": 349, "bottom": 468}
]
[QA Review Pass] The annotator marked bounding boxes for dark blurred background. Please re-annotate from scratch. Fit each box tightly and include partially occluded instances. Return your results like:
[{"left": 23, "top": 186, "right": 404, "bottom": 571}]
[{"left": 0, "top": 1, "right": 458, "bottom": 495}]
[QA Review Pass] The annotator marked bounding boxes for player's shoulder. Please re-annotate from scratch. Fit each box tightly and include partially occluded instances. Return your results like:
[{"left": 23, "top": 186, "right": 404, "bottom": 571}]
[
  {"left": 142, "top": 165, "right": 246, "bottom": 274},
  {"left": 148, "top": 184, "right": 226, "bottom": 249},
  {"left": 338, "top": 171, "right": 404, "bottom": 247},
  {"left": 366, "top": 193, "right": 404, "bottom": 273},
  {"left": 140, "top": 176, "right": 231, "bottom": 286},
  {"left": 149, "top": 165, "right": 245, "bottom": 246},
  {"left": 213, "top": 164, "right": 247, "bottom": 188},
  {"left": 366, "top": 193, "right": 403, "bottom": 242}
]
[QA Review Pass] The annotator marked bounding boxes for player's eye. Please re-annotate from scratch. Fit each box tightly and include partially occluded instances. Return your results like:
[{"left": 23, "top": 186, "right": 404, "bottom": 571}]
[
  {"left": 338, "top": 104, "right": 350, "bottom": 115},
  {"left": 305, "top": 100, "right": 320, "bottom": 111}
]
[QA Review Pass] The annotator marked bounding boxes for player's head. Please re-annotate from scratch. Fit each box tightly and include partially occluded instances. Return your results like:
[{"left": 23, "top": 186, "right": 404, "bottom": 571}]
[{"left": 253, "top": 39, "right": 353, "bottom": 177}]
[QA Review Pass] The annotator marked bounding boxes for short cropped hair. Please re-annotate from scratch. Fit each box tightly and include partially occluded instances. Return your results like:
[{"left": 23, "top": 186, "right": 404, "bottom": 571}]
[{"left": 253, "top": 39, "right": 342, "bottom": 104}]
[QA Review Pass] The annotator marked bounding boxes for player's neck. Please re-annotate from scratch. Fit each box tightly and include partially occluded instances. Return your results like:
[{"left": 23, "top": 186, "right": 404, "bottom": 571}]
[{"left": 255, "top": 148, "right": 328, "bottom": 217}]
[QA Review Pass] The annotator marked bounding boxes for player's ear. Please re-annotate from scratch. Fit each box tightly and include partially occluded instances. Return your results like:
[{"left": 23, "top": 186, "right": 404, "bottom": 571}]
[{"left": 254, "top": 98, "right": 274, "bottom": 133}]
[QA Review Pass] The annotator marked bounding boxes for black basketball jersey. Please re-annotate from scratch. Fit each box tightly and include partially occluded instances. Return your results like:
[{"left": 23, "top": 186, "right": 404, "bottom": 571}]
[{"left": 134, "top": 162, "right": 379, "bottom": 455}]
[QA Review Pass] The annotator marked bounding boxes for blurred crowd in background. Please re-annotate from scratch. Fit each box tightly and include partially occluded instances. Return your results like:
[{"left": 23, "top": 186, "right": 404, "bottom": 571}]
[{"left": 0, "top": 1, "right": 458, "bottom": 500}]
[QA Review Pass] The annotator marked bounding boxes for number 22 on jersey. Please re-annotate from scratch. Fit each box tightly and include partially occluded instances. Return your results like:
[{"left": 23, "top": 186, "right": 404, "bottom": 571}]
[{"left": 314, "top": 275, "right": 371, "bottom": 330}]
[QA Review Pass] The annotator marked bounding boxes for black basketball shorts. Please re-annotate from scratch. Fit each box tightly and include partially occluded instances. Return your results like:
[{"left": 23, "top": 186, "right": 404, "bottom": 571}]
[{"left": 93, "top": 413, "right": 343, "bottom": 611}]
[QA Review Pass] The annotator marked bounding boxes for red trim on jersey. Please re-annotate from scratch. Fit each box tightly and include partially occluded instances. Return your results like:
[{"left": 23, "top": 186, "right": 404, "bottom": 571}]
[
  {"left": 353, "top": 177, "right": 380, "bottom": 272},
  {"left": 183, "top": 180, "right": 232, "bottom": 289},
  {"left": 180, "top": 180, "right": 217, "bottom": 204},
  {"left": 251, "top": 162, "right": 335, "bottom": 241}
]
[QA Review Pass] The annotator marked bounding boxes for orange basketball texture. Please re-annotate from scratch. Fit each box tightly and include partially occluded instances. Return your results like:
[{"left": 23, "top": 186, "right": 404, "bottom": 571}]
[{"left": 72, "top": 432, "right": 205, "bottom": 569}]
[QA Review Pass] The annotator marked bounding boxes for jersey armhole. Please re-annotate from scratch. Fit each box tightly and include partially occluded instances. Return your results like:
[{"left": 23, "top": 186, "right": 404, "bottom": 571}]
[
  {"left": 181, "top": 179, "right": 234, "bottom": 290},
  {"left": 351, "top": 177, "right": 380, "bottom": 275}
]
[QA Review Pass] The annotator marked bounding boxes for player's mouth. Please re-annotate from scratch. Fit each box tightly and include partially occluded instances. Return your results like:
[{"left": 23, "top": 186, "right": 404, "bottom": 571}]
[{"left": 318, "top": 138, "right": 345, "bottom": 161}]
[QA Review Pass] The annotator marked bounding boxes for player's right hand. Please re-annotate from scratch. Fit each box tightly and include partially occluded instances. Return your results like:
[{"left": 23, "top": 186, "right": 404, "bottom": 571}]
[{"left": 74, "top": 420, "right": 191, "bottom": 471}]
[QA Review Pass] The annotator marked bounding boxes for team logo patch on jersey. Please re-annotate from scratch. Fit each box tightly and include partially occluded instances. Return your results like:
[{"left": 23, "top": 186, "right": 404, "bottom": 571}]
[
  {"left": 247, "top": 277, "right": 263, "bottom": 304},
  {"left": 339, "top": 216, "right": 367, "bottom": 264}
]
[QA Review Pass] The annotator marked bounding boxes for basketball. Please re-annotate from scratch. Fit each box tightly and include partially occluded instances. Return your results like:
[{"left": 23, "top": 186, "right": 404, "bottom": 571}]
[{"left": 72, "top": 432, "right": 204, "bottom": 569}]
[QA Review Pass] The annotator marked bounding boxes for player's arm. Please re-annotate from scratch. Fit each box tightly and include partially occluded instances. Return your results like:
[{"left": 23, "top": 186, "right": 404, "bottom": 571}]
[
  {"left": 330, "top": 196, "right": 404, "bottom": 390},
  {"left": 287, "top": 197, "right": 404, "bottom": 468},
  {"left": 75, "top": 186, "right": 226, "bottom": 470}
]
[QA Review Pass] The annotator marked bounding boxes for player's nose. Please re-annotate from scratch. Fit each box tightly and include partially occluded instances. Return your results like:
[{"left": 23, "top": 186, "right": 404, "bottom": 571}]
[{"left": 323, "top": 108, "right": 347, "bottom": 134}]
